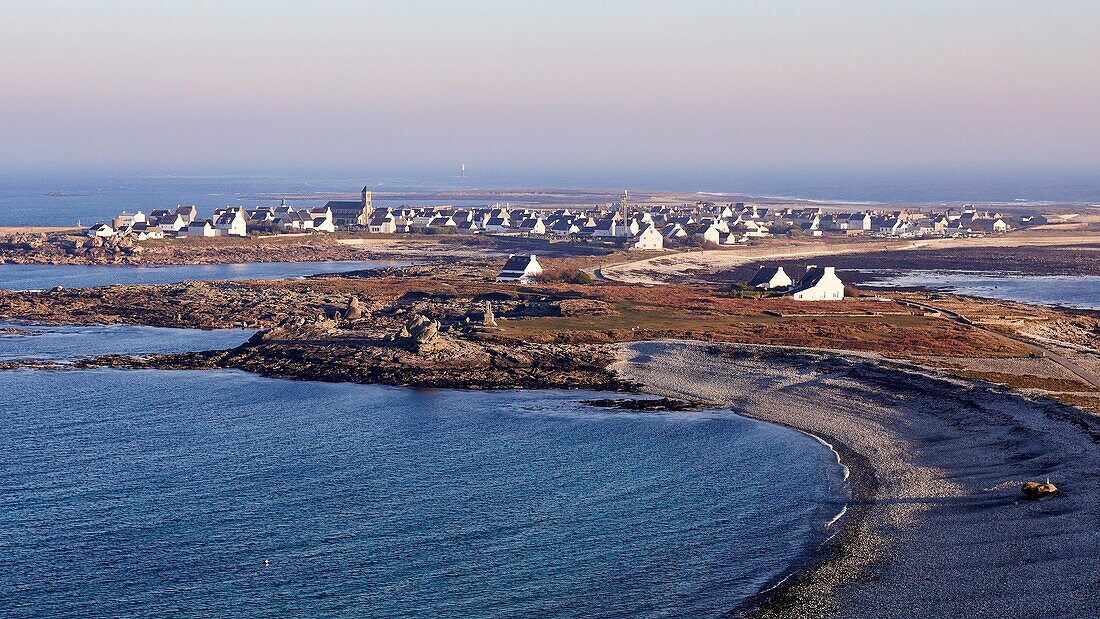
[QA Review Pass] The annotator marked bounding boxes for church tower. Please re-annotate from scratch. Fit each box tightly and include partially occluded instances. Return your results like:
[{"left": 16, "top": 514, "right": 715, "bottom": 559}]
[{"left": 361, "top": 186, "right": 373, "bottom": 224}]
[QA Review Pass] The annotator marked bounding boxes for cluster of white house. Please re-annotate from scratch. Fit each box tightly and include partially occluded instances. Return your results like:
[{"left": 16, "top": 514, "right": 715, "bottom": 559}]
[
  {"left": 87, "top": 200, "right": 340, "bottom": 241},
  {"left": 362, "top": 198, "right": 1040, "bottom": 248},
  {"left": 745, "top": 264, "right": 846, "bottom": 301},
  {"left": 797, "top": 208, "right": 1041, "bottom": 237},
  {"left": 494, "top": 254, "right": 846, "bottom": 301},
  {"left": 86, "top": 184, "right": 1042, "bottom": 246}
]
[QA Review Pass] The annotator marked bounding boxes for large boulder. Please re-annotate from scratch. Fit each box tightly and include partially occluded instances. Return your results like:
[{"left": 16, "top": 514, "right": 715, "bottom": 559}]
[
  {"left": 1021, "top": 479, "right": 1058, "bottom": 498},
  {"left": 344, "top": 296, "right": 365, "bottom": 320},
  {"left": 388, "top": 313, "right": 453, "bottom": 354}
]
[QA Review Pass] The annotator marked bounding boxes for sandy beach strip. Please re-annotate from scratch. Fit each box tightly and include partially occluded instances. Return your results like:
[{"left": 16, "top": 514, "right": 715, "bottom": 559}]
[{"left": 614, "top": 340, "right": 1100, "bottom": 618}]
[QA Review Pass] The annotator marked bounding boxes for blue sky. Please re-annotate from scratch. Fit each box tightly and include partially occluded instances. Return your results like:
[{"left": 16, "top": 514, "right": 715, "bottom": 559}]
[{"left": 1, "top": 1, "right": 1097, "bottom": 175}]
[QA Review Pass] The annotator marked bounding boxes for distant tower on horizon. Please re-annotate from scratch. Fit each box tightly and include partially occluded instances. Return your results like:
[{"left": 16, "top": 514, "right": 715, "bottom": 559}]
[{"left": 460, "top": 162, "right": 466, "bottom": 178}]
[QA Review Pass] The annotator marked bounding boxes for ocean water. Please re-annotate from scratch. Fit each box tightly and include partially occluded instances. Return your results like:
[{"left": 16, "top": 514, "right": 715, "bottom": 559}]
[
  {"left": 0, "top": 260, "right": 397, "bottom": 290},
  {"left": 0, "top": 323, "right": 251, "bottom": 361},
  {"left": 0, "top": 327, "right": 848, "bottom": 618},
  {"left": 864, "top": 271, "right": 1100, "bottom": 310},
  {"left": 2, "top": 170, "right": 1099, "bottom": 228}
]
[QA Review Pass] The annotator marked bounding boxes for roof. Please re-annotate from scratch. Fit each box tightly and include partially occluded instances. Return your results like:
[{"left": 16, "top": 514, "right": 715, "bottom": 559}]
[
  {"left": 747, "top": 266, "right": 781, "bottom": 287},
  {"left": 791, "top": 266, "right": 833, "bottom": 292},
  {"left": 324, "top": 200, "right": 363, "bottom": 211},
  {"left": 500, "top": 254, "right": 535, "bottom": 272}
]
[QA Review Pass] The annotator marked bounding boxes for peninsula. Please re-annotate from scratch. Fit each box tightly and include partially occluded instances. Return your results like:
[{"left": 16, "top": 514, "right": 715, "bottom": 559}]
[{"left": 2, "top": 191, "right": 1098, "bottom": 618}]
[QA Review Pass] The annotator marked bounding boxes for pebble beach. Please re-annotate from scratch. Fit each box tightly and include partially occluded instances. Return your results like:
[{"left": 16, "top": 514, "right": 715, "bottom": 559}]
[{"left": 615, "top": 340, "right": 1100, "bottom": 618}]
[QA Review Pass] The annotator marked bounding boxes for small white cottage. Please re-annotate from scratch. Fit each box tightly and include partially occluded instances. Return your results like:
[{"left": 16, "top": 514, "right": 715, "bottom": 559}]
[
  {"left": 630, "top": 224, "right": 664, "bottom": 251},
  {"left": 789, "top": 266, "right": 845, "bottom": 301},
  {"left": 182, "top": 219, "right": 216, "bottom": 237},
  {"left": 747, "top": 266, "right": 793, "bottom": 290},
  {"left": 496, "top": 254, "right": 544, "bottom": 283},
  {"left": 87, "top": 223, "right": 116, "bottom": 238},
  {"left": 214, "top": 208, "right": 248, "bottom": 237}
]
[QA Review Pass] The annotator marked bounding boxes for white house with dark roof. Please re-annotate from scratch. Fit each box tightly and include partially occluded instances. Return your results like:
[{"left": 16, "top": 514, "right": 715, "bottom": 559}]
[
  {"left": 630, "top": 224, "right": 664, "bottom": 250},
  {"left": 368, "top": 213, "right": 397, "bottom": 234},
  {"left": 592, "top": 216, "right": 621, "bottom": 238},
  {"left": 483, "top": 216, "right": 510, "bottom": 233},
  {"left": 517, "top": 217, "right": 547, "bottom": 235},
  {"left": 310, "top": 206, "right": 336, "bottom": 233},
  {"left": 788, "top": 266, "right": 844, "bottom": 301},
  {"left": 696, "top": 223, "right": 722, "bottom": 245},
  {"left": 175, "top": 205, "right": 198, "bottom": 225},
  {"left": 496, "top": 254, "right": 544, "bottom": 283},
  {"left": 747, "top": 266, "right": 792, "bottom": 289},
  {"left": 662, "top": 223, "right": 687, "bottom": 239},
  {"left": 182, "top": 219, "right": 216, "bottom": 237},
  {"left": 130, "top": 222, "right": 164, "bottom": 241},
  {"left": 214, "top": 207, "right": 248, "bottom": 237},
  {"left": 88, "top": 223, "right": 116, "bottom": 238}
]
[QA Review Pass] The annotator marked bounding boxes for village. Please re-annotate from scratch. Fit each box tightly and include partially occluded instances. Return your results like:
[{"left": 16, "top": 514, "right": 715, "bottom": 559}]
[{"left": 86, "top": 186, "right": 1045, "bottom": 250}]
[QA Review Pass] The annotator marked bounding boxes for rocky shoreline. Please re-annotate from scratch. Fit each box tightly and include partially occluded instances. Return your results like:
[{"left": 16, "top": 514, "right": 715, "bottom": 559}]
[
  {"left": 59, "top": 337, "right": 628, "bottom": 392},
  {"left": 0, "top": 231, "right": 371, "bottom": 266}
]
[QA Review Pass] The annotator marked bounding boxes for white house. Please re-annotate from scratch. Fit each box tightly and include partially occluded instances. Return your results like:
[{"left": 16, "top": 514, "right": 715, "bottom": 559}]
[
  {"left": 746, "top": 266, "right": 793, "bottom": 289},
  {"left": 592, "top": 216, "right": 621, "bottom": 238},
  {"left": 457, "top": 220, "right": 481, "bottom": 234},
  {"left": 427, "top": 216, "right": 458, "bottom": 232},
  {"left": 214, "top": 208, "right": 248, "bottom": 237},
  {"left": 131, "top": 222, "right": 164, "bottom": 241},
  {"left": 496, "top": 254, "right": 544, "bottom": 283},
  {"left": 548, "top": 219, "right": 580, "bottom": 236},
  {"left": 696, "top": 223, "right": 722, "bottom": 245},
  {"left": 483, "top": 216, "right": 510, "bottom": 233},
  {"left": 87, "top": 223, "right": 116, "bottom": 238},
  {"left": 517, "top": 217, "right": 547, "bottom": 235},
  {"left": 662, "top": 223, "right": 687, "bottom": 239},
  {"left": 789, "top": 266, "right": 845, "bottom": 301},
  {"left": 113, "top": 210, "right": 147, "bottom": 229},
  {"left": 630, "top": 224, "right": 664, "bottom": 251},
  {"left": 156, "top": 212, "right": 188, "bottom": 233},
  {"left": 182, "top": 219, "right": 216, "bottom": 237},
  {"left": 310, "top": 207, "right": 336, "bottom": 233},
  {"left": 175, "top": 205, "right": 198, "bottom": 225},
  {"left": 368, "top": 214, "right": 397, "bottom": 234}
]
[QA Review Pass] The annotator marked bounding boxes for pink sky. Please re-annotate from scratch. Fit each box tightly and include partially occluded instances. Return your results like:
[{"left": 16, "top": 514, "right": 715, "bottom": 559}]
[{"left": 1, "top": 1, "right": 1098, "bottom": 173}]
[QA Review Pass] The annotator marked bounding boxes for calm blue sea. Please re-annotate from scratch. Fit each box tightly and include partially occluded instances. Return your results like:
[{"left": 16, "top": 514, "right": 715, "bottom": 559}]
[
  {"left": 0, "top": 326, "right": 848, "bottom": 618},
  {"left": 0, "top": 323, "right": 251, "bottom": 360},
  {"left": 2, "top": 170, "right": 1099, "bottom": 227},
  {"left": 0, "top": 260, "right": 398, "bottom": 291}
]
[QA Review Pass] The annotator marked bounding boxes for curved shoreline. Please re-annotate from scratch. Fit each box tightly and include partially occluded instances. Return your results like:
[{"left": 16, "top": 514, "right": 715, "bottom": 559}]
[
  {"left": 615, "top": 339, "right": 1100, "bottom": 618},
  {"left": 4, "top": 329, "right": 1098, "bottom": 616}
]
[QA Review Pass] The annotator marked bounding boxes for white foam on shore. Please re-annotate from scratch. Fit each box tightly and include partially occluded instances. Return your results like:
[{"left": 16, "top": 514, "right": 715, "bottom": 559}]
[{"left": 803, "top": 430, "right": 850, "bottom": 530}]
